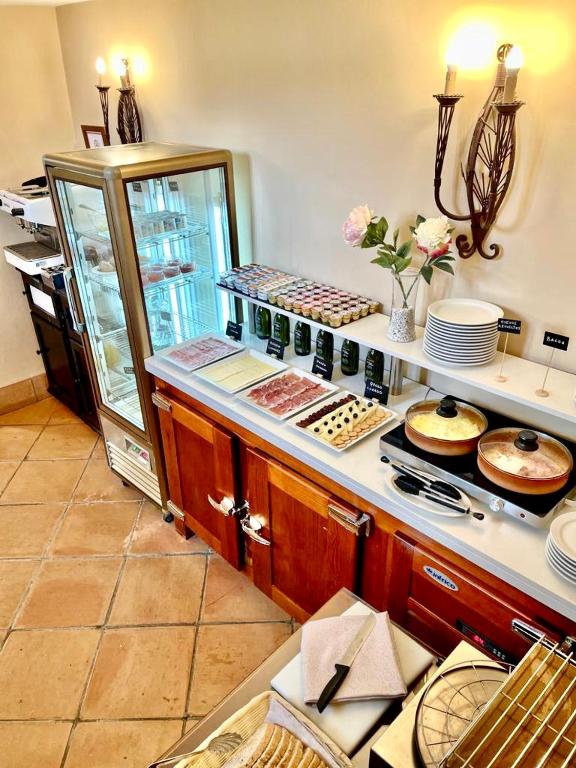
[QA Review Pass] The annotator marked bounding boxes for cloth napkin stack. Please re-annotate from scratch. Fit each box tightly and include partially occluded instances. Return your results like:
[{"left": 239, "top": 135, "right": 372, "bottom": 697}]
[{"left": 301, "top": 611, "right": 407, "bottom": 705}]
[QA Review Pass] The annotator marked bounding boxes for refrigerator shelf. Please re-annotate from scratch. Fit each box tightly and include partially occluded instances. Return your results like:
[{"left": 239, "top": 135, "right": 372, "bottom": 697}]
[
  {"left": 143, "top": 268, "right": 212, "bottom": 296},
  {"left": 77, "top": 219, "right": 208, "bottom": 250}
]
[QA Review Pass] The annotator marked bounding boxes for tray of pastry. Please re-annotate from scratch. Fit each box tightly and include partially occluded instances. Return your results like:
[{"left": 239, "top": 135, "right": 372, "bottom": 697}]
[
  {"left": 195, "top": 348, "right": 287, "bottom": 394},
  {"left": 289, "top": 392, "right": 397, "bottom": 451},
  {"left": 236, "top": 368, "right": 338, "bottom": 420}
]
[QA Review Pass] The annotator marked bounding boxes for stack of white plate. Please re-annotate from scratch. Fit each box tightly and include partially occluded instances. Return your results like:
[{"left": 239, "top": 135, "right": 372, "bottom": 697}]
[
  {"left": 424, "top": 299, "right": 504, "bottom": 367},
  {"left": 546, "top": 511, "right": 576, "bottom": 584}
]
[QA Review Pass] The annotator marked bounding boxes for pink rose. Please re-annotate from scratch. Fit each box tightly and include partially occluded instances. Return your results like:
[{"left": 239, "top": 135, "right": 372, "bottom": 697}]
[
  {"left": 420, "top": 240, "right": 451, "bottom": 259},
  {"left": 342, "top": 205, "right": 374, "bottom": 247}
]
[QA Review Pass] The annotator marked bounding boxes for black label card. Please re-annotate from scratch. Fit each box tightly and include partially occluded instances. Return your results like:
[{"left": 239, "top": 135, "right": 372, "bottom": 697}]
[
  {"left": 168, "top": 180, "right": 179, "bottom": 191},
  {"left": 266, "top": 338, "right": 285, "bottom": 359},
  {"left": 543, "top": 331, "right": 570, "bottom": 351},
  {"left": 123, "top": 366, "right": 135, "bottom": 375},
  {"left": 312, "top": 356, "right": 334, "bottom": 381},
  {"left": 226, "top": 321, "right": 243, "bottom": 341},
  {"left": 364, "top": 379, "right": 389, "bottom": 405},
  {"left": 160, "top": 311, "right": 172, "bottom": 321},
  {"left": 132, "top": 182, "right": 142, "bottom": 192},
  {"left": 498, "top": 318, "right": 522, "bottom": 334}
]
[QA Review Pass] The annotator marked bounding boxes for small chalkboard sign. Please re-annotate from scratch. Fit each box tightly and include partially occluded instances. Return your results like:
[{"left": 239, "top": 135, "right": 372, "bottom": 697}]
[
  {"left": 132, "top": 182, "right": 142, "bottom": 192},
  {"left": 266, "top": 338, "right": 285, "bottom": 359},
  {"left": 124, "top": 366, "right": 135, "bottom": 375},
  {"left": 168, "top": 180, "right": 179, "bottom": 192},
  {"left": 312, "top": 356, "right": 334, "bottom": 381},
  {"left": 543, "top": 331, "right": 570, "bottom": 352},
  {"left": 364, "top": 379, "right": 389, "bottom": 405},
  {"left": 226, "top": 321, "right": 243, "bottom": 341},
  {"left": 498, "top": 318, "right": 522, "bottom": 334}
]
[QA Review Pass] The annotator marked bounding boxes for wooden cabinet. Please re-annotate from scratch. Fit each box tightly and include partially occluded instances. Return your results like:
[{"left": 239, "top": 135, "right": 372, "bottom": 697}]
[
  {"left": 152, "top": 379, "right": 576, "bottom": 656},
  {"left": 31, "top": 309, "right": 80, "bottom": 411},
  {"left": 155, "top": 393, "right": 241, "bottom": 567},
  {"left": 241, "top": 447, "right": 369, "bottom": 623},
  {"left": 387, "top": 532, "right": 563, "bottom": 663}
]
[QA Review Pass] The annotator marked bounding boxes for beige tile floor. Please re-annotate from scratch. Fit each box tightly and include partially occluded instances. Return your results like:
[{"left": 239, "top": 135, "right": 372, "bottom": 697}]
[{"left": 0, "top": 397, "right": 294, "bottom": 767}]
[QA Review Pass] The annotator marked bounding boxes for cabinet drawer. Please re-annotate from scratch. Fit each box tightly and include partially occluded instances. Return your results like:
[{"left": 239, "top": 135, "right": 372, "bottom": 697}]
[{"left": 390, "top": 535, "right": 561, "bottom": 662}]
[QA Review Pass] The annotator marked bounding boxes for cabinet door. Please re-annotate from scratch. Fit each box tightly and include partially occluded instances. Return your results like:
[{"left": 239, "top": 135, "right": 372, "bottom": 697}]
[
  {"left": 388, "top": 532, "right": 562, "bottom": 662},
  {"left": 69, "top": 339, "right": 100, "bottom": 431},
  {"left": 156, "top": 394, "right": 241, "bottom": 567},
  {"left": 31, "top": 311, "right": 79, "bottom": 411},
  {"left": 243, "top": 447, "right": 366, "bottom": 622}
]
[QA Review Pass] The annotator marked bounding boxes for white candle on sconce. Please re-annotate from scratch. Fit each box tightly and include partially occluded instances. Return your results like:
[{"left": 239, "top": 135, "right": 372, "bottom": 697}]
[
  {"left": 444, "top": 44, "right": 459, "bottom": 95},
  {"left": 503, "top": 46, "right": 523, "bottom": 102},
  {"left": 95, "top": 57, "right": 106, "bottom": 87}
]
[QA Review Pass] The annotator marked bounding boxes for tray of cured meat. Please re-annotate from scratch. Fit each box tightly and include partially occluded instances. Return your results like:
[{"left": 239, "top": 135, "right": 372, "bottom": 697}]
[
  {"left": 289, "top": 392, "right": 398, "bottom": 451},
  {"left": 195, "top": 349, "right": 287, "bottom": 393},
  {"left": 236, "top": 368, "right": 338, "bottom": 420},
  {"left": 159, "top": 333, "right": 244, "bottom": 372}
]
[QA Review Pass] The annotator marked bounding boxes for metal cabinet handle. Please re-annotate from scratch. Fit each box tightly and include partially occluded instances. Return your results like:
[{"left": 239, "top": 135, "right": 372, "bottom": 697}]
[
  {"left": 240, "top": 515, "right": 270, "bottom": 546},
  {"left": 511, "top": 618, "right": 546, "bottom": 644},
  {"left": 208, "top": 494, "right": 236, "bottom": 516},
  {"left": 63, "top": 266, "right": 85, "bottom": 334}
]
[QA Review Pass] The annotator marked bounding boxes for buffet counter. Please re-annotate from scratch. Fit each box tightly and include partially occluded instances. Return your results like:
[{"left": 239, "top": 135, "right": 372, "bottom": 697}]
[{"left": 145, "top": 340, "right": 576, "bottom": 623}]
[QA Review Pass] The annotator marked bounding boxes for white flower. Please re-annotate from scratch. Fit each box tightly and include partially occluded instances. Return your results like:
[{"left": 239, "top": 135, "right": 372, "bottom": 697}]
[
  {"left": 413, "top": 215, "right": 452, "bottom": 257},
  {"left": 342, "top": 205, "right": 374, "bottom": 247}
]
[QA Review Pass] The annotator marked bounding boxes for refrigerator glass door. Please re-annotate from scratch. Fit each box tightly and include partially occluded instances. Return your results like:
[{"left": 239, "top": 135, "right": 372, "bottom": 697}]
[
  {"left": 126, "top": 166, "right": 234, "bottom": 352},
  {"left": 55, "top": 179, "right": 145, "bottom": 431}
]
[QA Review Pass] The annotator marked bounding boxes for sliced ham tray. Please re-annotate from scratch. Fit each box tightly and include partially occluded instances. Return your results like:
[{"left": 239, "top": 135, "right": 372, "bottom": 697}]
[{"left": 237, "top": 368, "right": 338, "bottom": 420}]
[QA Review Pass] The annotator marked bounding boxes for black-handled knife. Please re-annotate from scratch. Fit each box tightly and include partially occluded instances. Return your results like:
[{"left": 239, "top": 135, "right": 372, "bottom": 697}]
[{"left": 316, "top": 613, "right": 376, "bottom": 713}]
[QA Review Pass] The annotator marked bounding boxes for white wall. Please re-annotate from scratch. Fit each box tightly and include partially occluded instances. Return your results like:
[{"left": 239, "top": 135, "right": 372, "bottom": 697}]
[
  {"left": 0, "top": 6, "right": 75, "bottom": 387},
  {"left": 56, "top": 0, "right": 576, "bottom": 371}
]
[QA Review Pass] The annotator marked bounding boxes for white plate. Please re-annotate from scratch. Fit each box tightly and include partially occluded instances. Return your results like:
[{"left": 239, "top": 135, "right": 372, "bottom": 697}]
[
  {"left": 546, "top": 540, "right": 576, "bottom": 574},
  {"left": 236, "top": 367, "right": 338, "bottom": 420},
  {"left": 428, "top": 299, "right": 504, "bottom": 326},
  {"left": 384, "top": 470, "right": 470, "bottom": 519},
  {"left": 423, "top": 348, "right": 496, "bottom": 368},
  {"left": 159, "top": 333, "right": 245, "bottom": 372},
  {"left": 549, "top": 511, "right": 576, "bottom": 561},
  {"left": 426, "top": 316, "right": 499, "bottom": 333},
  {"left": 289, "top": 392, "right": 398, "bottom": 452},
  {"left": 425, "top": 327, "right": 499, "bottom": 343},
  {"left": 546, "top": 545, "right": 576, "bottom": 583},
  {"left": 424, "top": 339, "right": 498, "bottom": 355},
  {"left": 195, "top": 348, "right": 287, "bottom": 393},
  {"left": 423, "top": 343, "right": 496, "bottom": 361},
  {"left": 548, "top": 539, "right": 576, "bottom": 570}
]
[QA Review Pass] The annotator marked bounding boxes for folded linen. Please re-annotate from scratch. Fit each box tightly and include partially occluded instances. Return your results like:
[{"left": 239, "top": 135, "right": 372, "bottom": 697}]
[{"left": 301, "top": 611, "right": 407, "bottom": 705}]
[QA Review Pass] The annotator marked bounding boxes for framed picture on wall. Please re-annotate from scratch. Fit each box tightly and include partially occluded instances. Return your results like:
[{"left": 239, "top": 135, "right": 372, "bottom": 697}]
[{"left": 81, "top": 125, "right": 108, "bottom": 148}]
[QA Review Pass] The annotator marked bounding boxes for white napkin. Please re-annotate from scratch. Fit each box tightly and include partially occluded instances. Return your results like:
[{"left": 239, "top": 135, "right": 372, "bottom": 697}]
[{"left": 301, "top": 611, "right": 407, "bottom": 704}]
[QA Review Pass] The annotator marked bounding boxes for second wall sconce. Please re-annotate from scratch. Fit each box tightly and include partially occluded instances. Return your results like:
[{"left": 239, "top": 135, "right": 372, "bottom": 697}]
[
  {"left": 434, "top": 44, "right": 525, "bottom": 259},
  {"left": 116, "top": 57, "right": 143, "bottom": 145}
]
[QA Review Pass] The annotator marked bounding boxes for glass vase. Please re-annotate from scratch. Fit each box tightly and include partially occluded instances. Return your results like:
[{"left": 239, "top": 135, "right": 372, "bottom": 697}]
[{"left": 387, "top": 267, "right": 420, "bottom": 343}]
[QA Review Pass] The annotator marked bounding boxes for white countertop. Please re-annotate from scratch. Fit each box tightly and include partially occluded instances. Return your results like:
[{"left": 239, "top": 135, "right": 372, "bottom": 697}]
[{"left": 145, "top": 338, "right": 576, "bottom": 624}]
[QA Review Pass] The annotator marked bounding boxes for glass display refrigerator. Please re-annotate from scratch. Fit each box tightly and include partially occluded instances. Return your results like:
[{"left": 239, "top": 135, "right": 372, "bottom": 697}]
[{"left": 44, "top": 143, "right": 239, "bottom": 511}]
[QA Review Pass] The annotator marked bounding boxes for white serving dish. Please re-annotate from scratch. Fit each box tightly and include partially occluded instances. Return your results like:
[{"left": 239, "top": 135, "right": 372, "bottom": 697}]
[
  {"left": 289, "top": 391, "right": 398, "bottom": 452},
  {"left": 195, "top": 348, "right": 287, "bottom": 394},
  {"left": 426, "top": 315, "right": 499, "bottom": 333},
  {"left": 423, "top": 347, "right": 497, "bottom": 368},
  {"left": 546, "top": 541, "right": 576, "bottom": 575},
  {"left": 384, "top": 470, "right": 471, "bottom": 519},
  {"left": 159, "top": 333, "right": 244, "bottom": 373},
  {"left": 237, "top": 367, "right": 338, "bottom": 420},
  {"left": 428, "top": 298, "right": 504, "bottom": 326}
]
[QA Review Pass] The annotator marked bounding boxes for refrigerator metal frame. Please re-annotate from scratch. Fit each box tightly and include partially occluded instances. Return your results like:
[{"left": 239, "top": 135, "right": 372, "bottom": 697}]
[{"left": 44, "top": 142, "right": 241, "bottom": 511}]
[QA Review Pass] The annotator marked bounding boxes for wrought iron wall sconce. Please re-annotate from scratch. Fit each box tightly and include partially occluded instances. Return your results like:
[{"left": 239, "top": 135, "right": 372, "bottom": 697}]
[
  {"left": 116, "top": 58, "right": 143, "bottom": 145},
  {"left": 433, "top": 44, "right": 525, "bottom": 259}
]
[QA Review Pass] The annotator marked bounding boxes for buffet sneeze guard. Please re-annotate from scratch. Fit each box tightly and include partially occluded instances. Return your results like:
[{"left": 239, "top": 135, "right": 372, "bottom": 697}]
[{"left": 44, "top": 143, "right": 240, "bottom": 511}]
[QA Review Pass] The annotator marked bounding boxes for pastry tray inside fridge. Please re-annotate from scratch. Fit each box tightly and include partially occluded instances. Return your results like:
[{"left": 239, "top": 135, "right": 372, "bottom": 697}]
[
  {"left": 289, "top": 392, "right": 398, "bottom": 452},
  {"left": 236, "top": 367, "right": 339, "bottom": 420},
  {"left": 159, "top": 333, "right": 245, "bottom": 372},
  {"left": 195, "top": 348, "right": 287, "bottom": 393}
]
